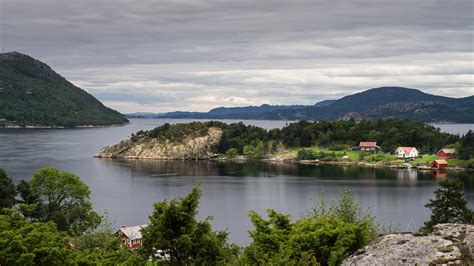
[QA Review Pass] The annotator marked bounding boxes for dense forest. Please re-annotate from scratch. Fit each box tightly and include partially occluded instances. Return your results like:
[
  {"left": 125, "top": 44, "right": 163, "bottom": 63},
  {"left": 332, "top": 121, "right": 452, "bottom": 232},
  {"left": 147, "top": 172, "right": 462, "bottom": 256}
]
[
  {"left": 0, "top": 52, "right": 128, "bottom": 127},
  {"left": 132, "top": 118, "right": 462, "bottom": 156}
]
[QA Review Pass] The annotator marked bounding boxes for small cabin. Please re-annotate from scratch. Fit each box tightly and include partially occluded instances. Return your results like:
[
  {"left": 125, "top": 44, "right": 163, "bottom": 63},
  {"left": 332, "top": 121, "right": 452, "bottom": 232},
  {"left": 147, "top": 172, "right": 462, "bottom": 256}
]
[
  {"left": 359, "top": 142, "right": 379, "bottom": 152},
  {"left": 432, "top": 159, "right": 448, "bottom": 169},
  {"left": 438, "top": 148, "right": 455, "bottom": 159},
  {"left": 395, "top": 147, "right": 419, "bottom": 159},
  {"left": 115, "top": 224, "right": 148, "bottom": 249}
]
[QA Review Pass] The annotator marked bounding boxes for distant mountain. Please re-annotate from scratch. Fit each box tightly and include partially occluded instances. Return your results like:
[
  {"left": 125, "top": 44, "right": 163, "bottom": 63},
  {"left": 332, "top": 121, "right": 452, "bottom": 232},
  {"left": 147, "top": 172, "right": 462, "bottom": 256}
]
[
  {"left": 151, "top": 87, "right": 474, "bottom": 122},
  {"left": 313, "top": 99, "right": 336, "bottom": 107},
  {"left": 0, "top": 52, "right": 128, "bottom": 127},
  {"left": 157, "top": 104, "right": 308, "bottom": 119},
  {"left": 263, "top": 87, "right": 474, "bottom": 122}
]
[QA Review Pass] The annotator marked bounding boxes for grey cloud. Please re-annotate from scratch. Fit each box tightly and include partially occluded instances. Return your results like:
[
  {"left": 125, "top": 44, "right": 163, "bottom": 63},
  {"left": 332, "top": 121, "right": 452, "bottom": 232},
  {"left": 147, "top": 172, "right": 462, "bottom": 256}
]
[{"left": 1, "top": 0, "right": 473, "bottom": 112}]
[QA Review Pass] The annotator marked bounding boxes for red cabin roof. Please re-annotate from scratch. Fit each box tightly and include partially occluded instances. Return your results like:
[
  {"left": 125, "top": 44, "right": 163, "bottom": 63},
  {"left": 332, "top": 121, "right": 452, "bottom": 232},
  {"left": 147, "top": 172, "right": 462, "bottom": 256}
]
[
  {"left": 432, "top": 159, "right": 448, "bottom": 168},
  {"left": 359, "top": 142, "right": 377, "bottom": 147}
]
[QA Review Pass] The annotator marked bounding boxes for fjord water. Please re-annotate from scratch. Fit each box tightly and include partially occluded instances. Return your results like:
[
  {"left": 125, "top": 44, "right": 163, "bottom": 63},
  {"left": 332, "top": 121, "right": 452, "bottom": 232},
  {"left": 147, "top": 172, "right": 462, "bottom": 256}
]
[{"left": 0, "top": 119, "right": 473, "bottom": 245}]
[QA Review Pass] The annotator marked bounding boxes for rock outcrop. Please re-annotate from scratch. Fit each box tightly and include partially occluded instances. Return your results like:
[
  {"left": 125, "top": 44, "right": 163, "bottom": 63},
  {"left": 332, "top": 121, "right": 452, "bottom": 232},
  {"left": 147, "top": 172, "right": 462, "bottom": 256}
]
[
  {"left": 343, "top": 224, "right": 473, "bottom": 265},
  {"left": 95, "top": 127, "right": 223, "bottom": 160}
]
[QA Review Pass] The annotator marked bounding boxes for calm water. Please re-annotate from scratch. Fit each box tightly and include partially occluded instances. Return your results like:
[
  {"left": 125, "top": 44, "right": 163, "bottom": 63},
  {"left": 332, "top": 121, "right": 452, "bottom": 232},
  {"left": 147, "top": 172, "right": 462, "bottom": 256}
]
[{"left": 0, "top": 119, "right": 473, "bottom": 245}]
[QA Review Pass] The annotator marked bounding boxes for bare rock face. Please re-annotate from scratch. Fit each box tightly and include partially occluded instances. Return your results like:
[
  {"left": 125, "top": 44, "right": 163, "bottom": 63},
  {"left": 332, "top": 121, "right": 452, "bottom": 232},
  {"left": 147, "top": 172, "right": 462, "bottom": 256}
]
[
  {"left": 343, "top": 224, "right": 473, "bottom": 265},
  {"left": 95, "top": 127, "right": 223, "bottom": 160}
]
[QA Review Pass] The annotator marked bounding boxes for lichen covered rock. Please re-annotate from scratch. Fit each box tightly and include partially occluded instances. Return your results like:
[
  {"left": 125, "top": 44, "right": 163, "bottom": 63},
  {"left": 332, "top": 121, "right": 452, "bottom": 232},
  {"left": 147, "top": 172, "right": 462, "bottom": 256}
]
[
  {"left": 95, "top": 127, "right": 223, "bottom": 160},
  {"left": 343, "top": 224, "right": 473, "bottom": 265}
]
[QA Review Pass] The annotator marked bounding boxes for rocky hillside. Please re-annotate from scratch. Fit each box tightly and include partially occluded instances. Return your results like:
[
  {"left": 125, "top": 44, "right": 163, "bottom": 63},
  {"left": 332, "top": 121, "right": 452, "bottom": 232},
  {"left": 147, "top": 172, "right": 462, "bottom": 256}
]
[
  {"left": 0, "top": 52, "right": 128, "bottom": 127},
  {"left": 343, "top": 224, "right": 473, "bottom": 265},
  {"left": 95, "top": 127, "right": 223, "bottom": 160}
]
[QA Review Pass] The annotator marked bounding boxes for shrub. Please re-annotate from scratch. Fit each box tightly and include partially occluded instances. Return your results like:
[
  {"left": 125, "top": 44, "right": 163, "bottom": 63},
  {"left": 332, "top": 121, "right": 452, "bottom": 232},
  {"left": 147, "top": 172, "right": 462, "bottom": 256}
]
[
  {"left": 297, "top": 149, "right": 319, "bottom": 160},
  {"left": 226, "top": 148, "right": 238, "bottom": 158},
  {"left": 463, "top": 159, "right": 474, "bottom": 169},
  {"left": 243, "top": 190, "right": 378, "bottom": 265}
]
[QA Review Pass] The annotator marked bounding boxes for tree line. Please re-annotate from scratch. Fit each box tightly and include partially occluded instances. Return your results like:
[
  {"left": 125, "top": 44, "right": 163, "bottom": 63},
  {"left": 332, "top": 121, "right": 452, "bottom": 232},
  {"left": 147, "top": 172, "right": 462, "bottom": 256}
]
[
  {"left": 131, "top": 119, "right": 470, "bottom": 158},
  {"left": 0, "top": 168, "right": 472, "bottom": 265}
]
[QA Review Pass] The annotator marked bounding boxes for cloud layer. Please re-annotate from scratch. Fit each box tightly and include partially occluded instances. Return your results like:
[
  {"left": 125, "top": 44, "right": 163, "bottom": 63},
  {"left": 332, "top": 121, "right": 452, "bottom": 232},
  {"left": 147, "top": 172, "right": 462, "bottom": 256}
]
[{"left": 1, "top": 0, "right": 473, "bottom": 112}]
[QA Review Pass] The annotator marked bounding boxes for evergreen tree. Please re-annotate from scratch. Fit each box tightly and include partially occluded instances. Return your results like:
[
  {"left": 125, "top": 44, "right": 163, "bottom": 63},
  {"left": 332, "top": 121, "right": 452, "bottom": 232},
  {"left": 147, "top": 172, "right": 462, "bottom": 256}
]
[
  {"left": 422, "top": 178, "right": 474, "bottom": 232},
  {"left": 140, "top": 186, "right": 239, "bottom": 264},
  {"left": 0, "top": 169, "right": 16, "bottom": 213},
  {"left": 458, "top": 130, "right": 474, "bottom": 159}
]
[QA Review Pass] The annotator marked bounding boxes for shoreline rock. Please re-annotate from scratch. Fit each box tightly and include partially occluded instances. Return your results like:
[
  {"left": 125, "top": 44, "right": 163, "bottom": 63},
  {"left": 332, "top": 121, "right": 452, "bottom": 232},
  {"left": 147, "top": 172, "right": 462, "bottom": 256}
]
[
  {"left": 95, "top": 127, "right": 223, "bottom": 160},
  {"left": 343, "top": 223, "right": 474, "bottom": 265}
]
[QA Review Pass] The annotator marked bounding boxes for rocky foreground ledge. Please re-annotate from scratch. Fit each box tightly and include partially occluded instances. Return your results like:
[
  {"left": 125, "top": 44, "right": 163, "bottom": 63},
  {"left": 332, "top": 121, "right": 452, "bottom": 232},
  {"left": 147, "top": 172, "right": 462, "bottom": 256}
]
[
  {"left": 94, "top": 127, "right": 223, "bottom": 160},
  {"left": 343, "top": 224, "right": 473, "bottom": 265}
]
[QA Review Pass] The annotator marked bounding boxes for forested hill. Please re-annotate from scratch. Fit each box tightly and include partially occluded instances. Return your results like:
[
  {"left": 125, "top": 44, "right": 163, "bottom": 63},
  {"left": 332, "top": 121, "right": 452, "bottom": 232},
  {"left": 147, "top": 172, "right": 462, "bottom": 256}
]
[
  {"left": 263, "top": 87, "right": 474, "bottom": 122},
  {"left": 0, "top": 52, "right": 128, "bottom": 127},
  {"left": 152, "top": 87, "right": 474, "bottom": 122}
]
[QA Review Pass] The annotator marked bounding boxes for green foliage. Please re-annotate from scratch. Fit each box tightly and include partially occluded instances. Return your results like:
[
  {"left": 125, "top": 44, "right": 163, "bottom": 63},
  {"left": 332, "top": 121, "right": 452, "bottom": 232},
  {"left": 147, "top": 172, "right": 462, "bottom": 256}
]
[
  {"left": 27, "top": 167, "right": 101, "bottom": 235},
  {"left": 0, "top": 169, "right": 16, "bottom": 213},
  {"left": 0, "top": 208, "right": 142, "bottom": 265},
  {"left": 458, "top": 130, "right": 474, "bottom": 160},
  {"left": 362, "top": 153, "right": 396, "bottom": 163},
  {"left": 422, "top": 178, "right": 474, "bottom": 232},
  {"left": 243, "top": 190, "right": 378, "bottom": 265},
  {"left": 297, "top": 149, "right": 346, "bottom": 161},
  {"left": 463, "top": 159, "right": 474, "bottom": 169},
  {"left": 297, "top": 149, "right": 319, "bottom": 160},
  {"left": 0, "top": 52, "right": 128, "bottom": 127},
  {"left": 0, "top": 209, "right": 73, "bottom": 265},
  {"left": 140, "top": 186, "right": 239, "bottom": 264},
  {"left": 243, "top": 140, "right": 266, "bottom": 158},
  {"left": 226, "top": 148, "right": 238, "bottom": 158}
]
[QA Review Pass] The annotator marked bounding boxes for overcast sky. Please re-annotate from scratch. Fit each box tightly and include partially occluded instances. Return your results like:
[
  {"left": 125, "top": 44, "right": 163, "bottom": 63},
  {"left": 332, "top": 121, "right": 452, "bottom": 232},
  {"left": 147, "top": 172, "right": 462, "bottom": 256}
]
[{"left": 1, "top": 0, "right": 473, "bottom": 112}]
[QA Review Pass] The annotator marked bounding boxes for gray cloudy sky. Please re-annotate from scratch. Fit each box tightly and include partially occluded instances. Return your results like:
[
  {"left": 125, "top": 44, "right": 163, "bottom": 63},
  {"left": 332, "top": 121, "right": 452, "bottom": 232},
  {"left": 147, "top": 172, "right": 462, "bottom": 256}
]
[{"left": 1, "top": 0, "right": 473, "bottom": 112}]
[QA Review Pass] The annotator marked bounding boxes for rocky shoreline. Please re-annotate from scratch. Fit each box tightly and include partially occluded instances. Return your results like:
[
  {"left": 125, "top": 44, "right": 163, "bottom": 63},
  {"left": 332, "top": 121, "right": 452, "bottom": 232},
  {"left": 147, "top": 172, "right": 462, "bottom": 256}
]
[
  {"left": 343, "top": 223, "right": 474, "bottom": 265},
  {"left": 95, "top": 127, "right": 223, "bottom": 160}
]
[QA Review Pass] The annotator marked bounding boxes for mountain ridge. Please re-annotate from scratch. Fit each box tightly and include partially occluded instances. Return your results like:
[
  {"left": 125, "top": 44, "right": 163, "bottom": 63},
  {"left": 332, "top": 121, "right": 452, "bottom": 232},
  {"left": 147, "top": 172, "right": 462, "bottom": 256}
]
[
  {"left": 0, "top": 52, "right": 128, "bottom": 127},
  {"left": 136, "top": 87, "right": 473, "bottom": 122}
]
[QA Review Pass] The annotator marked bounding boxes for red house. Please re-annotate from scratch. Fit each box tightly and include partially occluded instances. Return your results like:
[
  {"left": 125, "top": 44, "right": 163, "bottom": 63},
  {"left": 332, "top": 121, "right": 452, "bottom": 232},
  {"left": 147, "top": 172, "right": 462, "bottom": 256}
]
[
  {"left": 359, "top": 142, "right": 379, "bottom": 152},
  {"left": 438, "top": 148, "right": 455, "bottom": 159},
  {"left": 432, "top": 159, "right": 448, "bottom": 169},
  {"left": 115, "top": 224, "right": 147, "bottom": 249}
]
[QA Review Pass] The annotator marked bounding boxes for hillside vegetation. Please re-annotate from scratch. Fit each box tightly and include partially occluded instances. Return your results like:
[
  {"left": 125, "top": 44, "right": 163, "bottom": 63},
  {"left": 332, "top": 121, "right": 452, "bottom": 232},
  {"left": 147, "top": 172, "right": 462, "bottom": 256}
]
[
  {"left": 127, "top": 118, "right": 460, "bottom": 157},
  {"left": 0, "top": 52, "right": 128, "bottom": 127}
]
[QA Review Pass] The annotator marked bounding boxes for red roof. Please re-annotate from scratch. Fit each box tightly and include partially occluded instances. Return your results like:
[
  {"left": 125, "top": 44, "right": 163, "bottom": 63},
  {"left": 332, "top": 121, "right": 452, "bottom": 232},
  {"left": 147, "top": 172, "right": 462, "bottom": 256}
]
[
  {"left": 398, "top": 147, "right": 414, "bottom": 152},
  {"left": 359, "top": 142, "right": 377, "bottom": 147},
  {"left": 432, "top": 159, "right": 448, "bottom": 166}
]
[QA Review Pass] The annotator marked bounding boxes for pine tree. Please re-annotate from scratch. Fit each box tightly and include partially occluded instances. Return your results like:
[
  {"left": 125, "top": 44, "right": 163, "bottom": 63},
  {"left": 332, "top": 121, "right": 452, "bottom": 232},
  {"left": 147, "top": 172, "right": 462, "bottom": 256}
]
[
  {"left": 0, "top": 169, "right": 16, "bottom": 213},
  {"left": 422, "top": 178, "right": 473, "bottom": 232}
]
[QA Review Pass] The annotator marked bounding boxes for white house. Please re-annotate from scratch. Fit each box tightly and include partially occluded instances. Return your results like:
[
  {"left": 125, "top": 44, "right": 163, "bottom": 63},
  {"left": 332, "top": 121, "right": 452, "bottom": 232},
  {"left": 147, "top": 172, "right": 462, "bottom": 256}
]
[
  {"left": 115, "top": 224, "right": 148, "bottom": 249},
  {"left": 395, "top": 147, "right": 419, "bottom": 159}
]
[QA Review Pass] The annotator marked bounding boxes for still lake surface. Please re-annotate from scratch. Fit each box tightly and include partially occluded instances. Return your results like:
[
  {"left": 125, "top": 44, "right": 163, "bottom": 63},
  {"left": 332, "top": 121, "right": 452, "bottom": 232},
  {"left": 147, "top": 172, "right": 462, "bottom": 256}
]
[{"left": 0, "top": 119, "right": 473, "bottom": 245}]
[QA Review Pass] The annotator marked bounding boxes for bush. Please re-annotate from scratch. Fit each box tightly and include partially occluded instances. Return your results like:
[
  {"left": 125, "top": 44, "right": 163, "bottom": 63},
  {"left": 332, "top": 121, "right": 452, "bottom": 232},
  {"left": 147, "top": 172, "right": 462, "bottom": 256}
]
[
  {"left": 297, "top": 148, "right": 319, "bottom": 160},
  {"left": 328, "top": 144, "right": 347, "bottom": 151},
  {"left": 243, "top": 190, "right": 378, "bottom": 265},
  {"left": 226, "top": 148, "right": 238, "bottom": 158},
  {"left": 463, "top": 159, "right": 474, "bottom": 169}
]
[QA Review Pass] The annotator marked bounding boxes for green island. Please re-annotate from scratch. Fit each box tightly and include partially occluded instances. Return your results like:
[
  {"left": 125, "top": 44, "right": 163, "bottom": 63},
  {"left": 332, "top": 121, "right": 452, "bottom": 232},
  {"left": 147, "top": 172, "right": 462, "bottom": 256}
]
[
  {"left": 1, "top": 167, "right": 473, "bottom": 265},
  {"left": 97, "top": 118, "right": 474, "bottom": 170}
]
